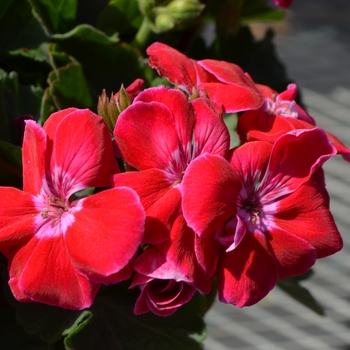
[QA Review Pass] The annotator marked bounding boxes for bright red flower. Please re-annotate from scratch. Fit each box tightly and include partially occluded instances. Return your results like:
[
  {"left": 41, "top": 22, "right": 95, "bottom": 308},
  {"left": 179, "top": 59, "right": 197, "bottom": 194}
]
[
  {"left": 182, "top": 128, "right": 342, "bottom": 307},
  {"left": 147, "top": 42, "right": 264, "bottom": 112},
  {"left": 0, "top": 108, "right": 145, "bottom": 309},
  {"left": 237, "top": 84, "right": 350, "bottom": 162},
  {"left": 113, "top": 87, "right": 228, "bottom": 293},
  {"left": 131, "top": 247, "right": 196, "bottom": 316},
  {"left": 258, "top": 83, "right": 315, "bottom": 124}
]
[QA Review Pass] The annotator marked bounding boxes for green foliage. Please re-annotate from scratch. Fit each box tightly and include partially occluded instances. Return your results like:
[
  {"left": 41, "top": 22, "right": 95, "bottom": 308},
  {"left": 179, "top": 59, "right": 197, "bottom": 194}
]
[
  {"left": 29, "top": 0, "right": 78, "bottom": 35},
  {"left": 8, "top": 281, "right": 208, "bottom": 350},
  {"left": 97, "top": 0, "right": 143, "bottom": 37}
]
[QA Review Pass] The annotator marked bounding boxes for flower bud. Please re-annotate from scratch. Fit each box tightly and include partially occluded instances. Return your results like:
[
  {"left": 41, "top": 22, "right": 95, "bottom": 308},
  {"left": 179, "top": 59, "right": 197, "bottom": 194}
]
[
  {"left": 155, "top": 13, "right": 176, "bottom": 32},
  {"left": 166, "top": 0, "right": 205, "bottom": 22},
  {"left": 97, "top": 89, "right": 120, "bottom": 133},
  {"left": 115, "top": 84, "right": 131, "bottom": 113}
]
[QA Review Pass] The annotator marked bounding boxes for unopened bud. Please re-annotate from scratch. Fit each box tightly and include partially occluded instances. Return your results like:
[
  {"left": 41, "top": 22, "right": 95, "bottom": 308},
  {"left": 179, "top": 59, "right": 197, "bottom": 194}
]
[
  {"left": 155, "top": 13, "right": 176, "bottom": 32},
  {"left": 115, "top": 85, "right": 131, "bottom": 113},
  {"left": 167, "top": 0, "right": 204, "bottom": 22},
  {"left": 97, "top": 89, "right": 120, "bottom": 133}
]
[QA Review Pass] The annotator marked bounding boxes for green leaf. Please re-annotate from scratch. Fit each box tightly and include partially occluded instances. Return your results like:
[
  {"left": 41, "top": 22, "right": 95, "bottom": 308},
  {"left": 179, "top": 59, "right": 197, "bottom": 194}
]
[
  {"left": 52, "top": 25, "right": 148, "bottom": 103},
  {"left": 52, "top": 23, "right": 120, "bottom": 46},
  {"left": 0, "top": 141, "right": 22, "bottom": 188},
  {"left": 0, "top": 69, "right": 19, "bottom": 143},
  {"left": 97, "top": 0, "right": 143, "bottom": 36},
  {"left": 0, "top": 69, "right": 44, "bottom": 139},
  {"left": 28, "top": 0, "right": 78, "bottom": 35},
  {"left": 277, "top": 274, "right": 324, "bottom": 316},
  {"left": 0, "top": 0, "right": 14, "bottom": 21},
  {"left": 64, "top": 286, "right": 207, "bottom": 350},
  {"left": 0, "top": 0, "right": 46, "bottom": 51},
  {"left": 0, "top": 266, "right": 48, "bottom": 349},
  {"left": 16, "top": 302, "right": 83, "bottom": 343},
  {"left": 40, "top": 61, "right": 94, "bottom": 122},
  {"left": 14, "top": 282, "right": 207, "bottom": 349}
]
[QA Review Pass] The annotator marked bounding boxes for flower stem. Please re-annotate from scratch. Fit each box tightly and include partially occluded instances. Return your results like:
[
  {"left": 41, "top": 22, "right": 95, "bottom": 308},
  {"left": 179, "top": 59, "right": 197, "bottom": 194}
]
[{"left": 133, "top": 18, "right": 152, "bottom": 51}]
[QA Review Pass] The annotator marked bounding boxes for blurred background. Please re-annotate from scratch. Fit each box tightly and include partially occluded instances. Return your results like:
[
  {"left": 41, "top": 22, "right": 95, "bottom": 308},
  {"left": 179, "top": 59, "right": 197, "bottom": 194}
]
[{"left": 205, "top": 1, "right": 350, "bottom": 349}]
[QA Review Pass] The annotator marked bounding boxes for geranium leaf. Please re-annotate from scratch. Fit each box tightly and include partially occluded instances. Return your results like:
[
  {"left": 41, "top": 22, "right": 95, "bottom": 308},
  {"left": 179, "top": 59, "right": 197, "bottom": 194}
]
[
  {"left": 63, "top": 284, "right": 207, "bottom": 350},
  {"left": 0, "top": 0, "right": 46, "bottom": 51},
  {"left": 16, "top": 303, "right": 84, "bottom": 343},
  {"left": 97, "top": 0, "right": 142, "bottom": 36},
  {"left": 40, "top": 61, "right": 94, "bottom": 122},
  {"left": 277, "top": 276, "right": 324, "bottom": 316},
  {"left": 0, "top": 0, "right": 14, "bottom": 21},
  {"left": 52, "top": 24, "right": 148, "bottom": 99},
  {"left": 0, "top": 141, "right": 22, "bottom": 188},
  {"left": 0, "top": 69, "right": 19, "bottom": 143},
  {"left": 29, "top": 0, "right": 78, "bottom": 35}
]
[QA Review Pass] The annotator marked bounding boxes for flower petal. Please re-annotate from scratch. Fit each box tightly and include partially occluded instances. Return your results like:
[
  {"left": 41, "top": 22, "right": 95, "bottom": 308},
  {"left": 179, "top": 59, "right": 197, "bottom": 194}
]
[
  {"left": 198, "top": 60, "right": 264, "bottom": 112},
  {"left": 218, "top": 231, "right": 279, "bottom": 307},
  {"left": 272, "top": 180, "right": 343, "bottom": 259},
  {"left": 135, "top": 87, "right": 195, "bottom": 158},
  {"left": 229, "top": 141, "right": 272, "bottom": 190},
  {"left": 266, "top": 225, "right": 317, "bottom": 279},
  {"left": 113, "top": 169, "right": 180, "bottom": 244},
  {"left": 260, "top": 128, "right": 336, "bottom": 201},
  {"left": 237, "top": 110, "right": 295, "bottom": 144},
  {"left": 191, "top": 98, "right": 230, "bottom": 158},
  {"left": 133, "top": 247, "right": 190, "bottom": 282},
  {"left": 114, "top": 100, "right": 183, "bottom": 173},
  {"left": 182, "top": 153, "right": 241, "bottom": 237},
  {"left": 50, "top": 109, "right": 118, "bottom": 197},
  {"left": 9, "top": 235, "right": 99, "bottom": 309},
  {"left": 65, "top": 187, "right": 145, "bottom": 284},
  {"left": 0, "top": 187, "right": 38, "bottom": 248},
  {"left": 147, "top": 42, "right": 198, "bottom": 94},
  {"left": 43, "top": 108, "right": 78, "bottom": 143},
  {"left": 22, "top": 120, "right": 47, "bottom": 195},
  {"left": 158, "top": 213, "right": 213, "bottom": 294},
  {"left": 134, "top": 279, "right": 196, "bottom": 317},
  {"left": 194, "top": 232, "right": 220, "bottom": 277}
]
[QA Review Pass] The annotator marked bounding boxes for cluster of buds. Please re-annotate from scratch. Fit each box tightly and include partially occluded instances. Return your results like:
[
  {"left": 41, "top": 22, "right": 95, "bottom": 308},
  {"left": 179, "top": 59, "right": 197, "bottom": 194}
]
[
  {"left": 138, "top": 0, "right": 205, "bottom": 32},
  {"left": 97, "top": 79, "right": 144, "bottom": 133}
]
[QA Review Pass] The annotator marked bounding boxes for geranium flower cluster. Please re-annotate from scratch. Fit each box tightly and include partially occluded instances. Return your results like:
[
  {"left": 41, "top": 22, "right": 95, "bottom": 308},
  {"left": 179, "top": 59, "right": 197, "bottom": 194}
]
[{"left": 0, "top": 42, "right": 345, "bottom": 316}]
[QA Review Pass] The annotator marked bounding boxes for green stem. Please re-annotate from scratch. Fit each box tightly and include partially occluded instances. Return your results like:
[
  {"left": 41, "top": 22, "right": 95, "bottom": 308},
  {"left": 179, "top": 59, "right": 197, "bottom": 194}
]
[{"left": 132, "top": 18, "right": 152, "bottom": 51}]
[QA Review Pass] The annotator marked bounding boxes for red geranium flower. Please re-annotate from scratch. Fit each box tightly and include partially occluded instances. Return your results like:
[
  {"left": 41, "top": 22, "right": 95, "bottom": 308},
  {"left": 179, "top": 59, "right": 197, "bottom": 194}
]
[
  {"left": 0, "top": 108, "right": 145, "bottom": 309},
  {"left": 147, "top": 42, "right": 264, "bottom": 112},
  {"left": 182, "top": 128, "right": 342, "bottom": 306},
  {"left": 113, "top": 87, "right": 229, "bottom": 294},
  {"left": 237, "top": 84, "right": 350, "bottom": 162},
  {"left": 131, "top": 247, "right": 196, "bottom": 317}
]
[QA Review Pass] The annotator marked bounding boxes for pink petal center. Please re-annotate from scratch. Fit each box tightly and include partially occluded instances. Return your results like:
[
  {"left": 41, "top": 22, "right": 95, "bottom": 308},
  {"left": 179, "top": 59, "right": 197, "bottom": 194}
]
[
  {"left": 263, "top": 96, "right": 298, "bottom": 118},
  {"left": 33, "top": 191, "right": 81, "bottom": 238},
  {"left": 40, "top": 196, "right": 69, "bottom": 223}
]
